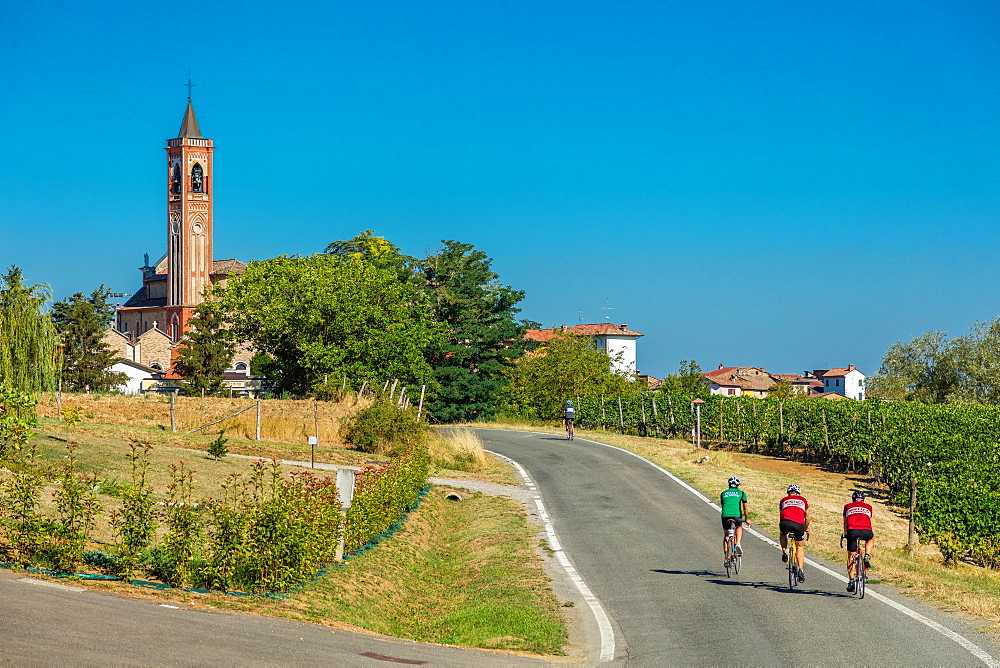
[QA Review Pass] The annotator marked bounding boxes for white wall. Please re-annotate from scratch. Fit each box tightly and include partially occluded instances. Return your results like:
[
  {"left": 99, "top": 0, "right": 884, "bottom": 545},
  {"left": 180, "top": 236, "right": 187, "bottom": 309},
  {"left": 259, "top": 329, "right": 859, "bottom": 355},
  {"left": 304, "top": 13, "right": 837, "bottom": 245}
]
[
  {"left": 111, "top": 362, "right": 150, "bottom": 395},
  {"left": 602, "top": 336, "right": 637, "bottom": 375}
]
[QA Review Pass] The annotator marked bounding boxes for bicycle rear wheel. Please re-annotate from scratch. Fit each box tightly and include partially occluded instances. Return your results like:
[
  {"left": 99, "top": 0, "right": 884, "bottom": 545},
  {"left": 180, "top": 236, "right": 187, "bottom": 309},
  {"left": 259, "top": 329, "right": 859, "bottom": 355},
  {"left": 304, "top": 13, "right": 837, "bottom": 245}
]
[
  {"left": 857, "top": 561, "right": 866, "bottom": 599},
  {"left": 734, "top": 553, "right": 742, "bottom": 575},
  {"left": 787, "top": 539, "right": 797, "bottom": 589},
  {"left": 724, "top": 538, "right": 733, "bottom": 577}
]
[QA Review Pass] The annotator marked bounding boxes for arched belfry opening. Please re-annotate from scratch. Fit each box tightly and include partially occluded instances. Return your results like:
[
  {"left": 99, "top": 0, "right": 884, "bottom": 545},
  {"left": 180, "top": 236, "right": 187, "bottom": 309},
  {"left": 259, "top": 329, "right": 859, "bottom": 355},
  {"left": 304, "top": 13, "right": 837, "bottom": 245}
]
[
  {"left": 191, "top": 163, "right": 204, "bottom": 193},
  {"left": 171, "top": 164, "right": 181, "bottom": 194}
]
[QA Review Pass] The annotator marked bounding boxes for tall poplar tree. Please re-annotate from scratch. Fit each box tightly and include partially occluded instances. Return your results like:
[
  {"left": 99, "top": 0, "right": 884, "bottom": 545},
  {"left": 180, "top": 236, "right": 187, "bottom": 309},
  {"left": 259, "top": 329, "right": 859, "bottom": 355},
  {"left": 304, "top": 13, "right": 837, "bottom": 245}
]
[
  {"left": 0, "top": 266, "right": 58, "bottom": 395},
  {"left": 51, "top": 286, "right": 126, "bottom": 392}
]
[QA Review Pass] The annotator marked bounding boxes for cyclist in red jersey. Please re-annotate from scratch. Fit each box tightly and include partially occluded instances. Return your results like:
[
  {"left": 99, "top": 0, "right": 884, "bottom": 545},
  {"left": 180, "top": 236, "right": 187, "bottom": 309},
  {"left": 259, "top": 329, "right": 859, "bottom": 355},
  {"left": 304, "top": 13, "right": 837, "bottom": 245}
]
[
  {"left": 843, "top": 490, "right": 875, "bottom": 592},
  {"left": 779, "top": 484, "right": 810, "bottom": 582}
]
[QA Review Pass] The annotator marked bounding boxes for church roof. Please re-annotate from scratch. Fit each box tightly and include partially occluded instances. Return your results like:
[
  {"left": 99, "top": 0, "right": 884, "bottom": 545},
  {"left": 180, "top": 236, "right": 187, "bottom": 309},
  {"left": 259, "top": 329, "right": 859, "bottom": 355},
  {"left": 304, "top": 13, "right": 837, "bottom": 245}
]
[
  {"left": 177, "top": 101, "right": 203, "bottom": 138},
  {"left": 211, "top": 259, "right": 247, "bottom": 275}
]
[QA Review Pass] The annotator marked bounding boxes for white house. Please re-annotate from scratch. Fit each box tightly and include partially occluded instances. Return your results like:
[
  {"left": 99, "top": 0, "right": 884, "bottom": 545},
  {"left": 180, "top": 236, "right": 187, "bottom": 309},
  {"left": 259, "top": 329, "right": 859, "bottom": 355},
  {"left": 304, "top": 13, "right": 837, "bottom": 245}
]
[
  {"left": 525, "top": 323, "right": 643, "bottom": 376},
  {"left": 110, "top": 359, "right": 163, "bottom": 395},
  {"left": 813, "top": 365, "right": 866, "bottom": 400}
]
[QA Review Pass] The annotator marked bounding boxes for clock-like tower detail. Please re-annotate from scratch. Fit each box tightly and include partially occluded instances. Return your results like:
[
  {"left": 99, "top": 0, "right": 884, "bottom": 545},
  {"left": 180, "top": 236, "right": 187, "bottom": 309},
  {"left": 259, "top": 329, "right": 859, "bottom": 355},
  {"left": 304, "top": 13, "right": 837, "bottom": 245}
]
[{"left": 164, "top": 100, "right": 214, "bottom": 341}]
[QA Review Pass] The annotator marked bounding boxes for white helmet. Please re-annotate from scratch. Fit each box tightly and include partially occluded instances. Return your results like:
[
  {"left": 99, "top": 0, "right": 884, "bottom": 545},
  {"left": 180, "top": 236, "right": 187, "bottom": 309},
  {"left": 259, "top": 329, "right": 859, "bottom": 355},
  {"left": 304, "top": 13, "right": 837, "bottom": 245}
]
[{"left": 787, "top": 484, "right": 801, "bottom": 495}]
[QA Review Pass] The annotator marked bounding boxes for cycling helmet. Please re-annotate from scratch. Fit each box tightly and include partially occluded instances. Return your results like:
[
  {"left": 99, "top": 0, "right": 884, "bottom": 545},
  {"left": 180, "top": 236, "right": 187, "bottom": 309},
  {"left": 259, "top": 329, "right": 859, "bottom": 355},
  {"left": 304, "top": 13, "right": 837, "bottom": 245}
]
[
  {"left": 787, "top": 484, "right": 801, "bottom": 495},
  {"left": 566, "top": 400, "right": 574, "bottom": 406},
  {"left": 852, "top": 490, "right": 866, "bottom": 501},
  {"left": 728, "top": 476, "right": 741, "bottom": 488}
]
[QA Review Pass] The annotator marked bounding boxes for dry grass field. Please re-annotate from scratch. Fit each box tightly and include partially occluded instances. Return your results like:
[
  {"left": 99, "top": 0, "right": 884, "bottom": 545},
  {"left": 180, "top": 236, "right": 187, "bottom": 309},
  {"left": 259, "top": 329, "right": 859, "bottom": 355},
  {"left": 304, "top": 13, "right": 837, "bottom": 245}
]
[{"left": 37, "top": 393, "right": 369, "bottom": 446}]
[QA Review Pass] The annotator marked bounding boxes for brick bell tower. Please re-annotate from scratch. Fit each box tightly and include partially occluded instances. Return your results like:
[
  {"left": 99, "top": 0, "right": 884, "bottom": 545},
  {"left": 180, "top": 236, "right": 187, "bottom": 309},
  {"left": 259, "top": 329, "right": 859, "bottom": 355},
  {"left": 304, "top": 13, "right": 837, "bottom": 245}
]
[{"left": 164, "top": 95, "right": 214, "bottom": 342}]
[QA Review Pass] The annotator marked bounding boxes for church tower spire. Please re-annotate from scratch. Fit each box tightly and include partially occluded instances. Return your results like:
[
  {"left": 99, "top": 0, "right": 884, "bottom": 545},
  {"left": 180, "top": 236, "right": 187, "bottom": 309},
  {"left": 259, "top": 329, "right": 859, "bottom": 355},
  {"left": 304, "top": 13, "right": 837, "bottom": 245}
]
[{"left": 164, "top": 95, "right": 215, "bottom": 342}]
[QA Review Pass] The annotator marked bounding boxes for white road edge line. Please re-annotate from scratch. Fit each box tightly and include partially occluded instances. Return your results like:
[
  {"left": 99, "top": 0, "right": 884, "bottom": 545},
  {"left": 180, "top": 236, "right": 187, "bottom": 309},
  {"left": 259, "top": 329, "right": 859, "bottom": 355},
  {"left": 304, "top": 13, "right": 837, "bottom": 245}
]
[
  {"left": 572, "top": 436, "right": 999, "bottom": 668},
  {"left": 487, "top": 449, "right": 616, "bottom": 664},
  {"left": 16, "top": 577, "right": 86, "bottom": 592}
]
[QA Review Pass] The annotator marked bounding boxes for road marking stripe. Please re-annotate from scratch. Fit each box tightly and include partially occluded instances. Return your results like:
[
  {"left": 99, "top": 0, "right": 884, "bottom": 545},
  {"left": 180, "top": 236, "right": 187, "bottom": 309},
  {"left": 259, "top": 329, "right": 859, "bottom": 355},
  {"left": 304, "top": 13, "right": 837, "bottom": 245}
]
[
  {"left": 17, "top": 577, "right": 85, "bottom": 592},
  {"left": 574, "top": 436, "right": 999, "bottom": 667},
  {"left": 487, "top": 449, "right": 616, "bottom": 664}
]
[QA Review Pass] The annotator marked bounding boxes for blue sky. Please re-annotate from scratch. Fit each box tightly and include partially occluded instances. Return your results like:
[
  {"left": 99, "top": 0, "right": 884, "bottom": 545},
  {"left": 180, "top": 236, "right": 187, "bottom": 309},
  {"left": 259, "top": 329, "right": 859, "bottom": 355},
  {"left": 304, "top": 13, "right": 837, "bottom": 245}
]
[{"left": 3, "top": 1, "right": 998, "bottom": 378}]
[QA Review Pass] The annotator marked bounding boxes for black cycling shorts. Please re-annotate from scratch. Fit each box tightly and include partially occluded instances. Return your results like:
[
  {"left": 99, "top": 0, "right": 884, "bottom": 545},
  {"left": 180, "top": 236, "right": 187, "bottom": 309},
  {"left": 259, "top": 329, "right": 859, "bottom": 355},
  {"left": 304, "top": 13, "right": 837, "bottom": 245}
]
[
  {"left": 721, "top": 516, "right": 744, "bottom": 530},
  {"left": 780, "top": 519, "right": 806, "bottom": 541},
  {"left": 846, "top": 529, "right": 874, "bottom": 552}
]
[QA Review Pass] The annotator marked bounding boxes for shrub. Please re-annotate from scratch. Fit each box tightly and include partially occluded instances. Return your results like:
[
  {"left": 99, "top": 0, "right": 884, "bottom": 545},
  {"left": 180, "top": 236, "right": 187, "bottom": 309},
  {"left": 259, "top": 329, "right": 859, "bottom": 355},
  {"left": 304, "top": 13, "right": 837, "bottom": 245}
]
[
  {"left": 341, "top": 399, "right": 428, "bottom": 455},
  {"left": 199, "top": 459, "right": 344, "bottom": 592}
]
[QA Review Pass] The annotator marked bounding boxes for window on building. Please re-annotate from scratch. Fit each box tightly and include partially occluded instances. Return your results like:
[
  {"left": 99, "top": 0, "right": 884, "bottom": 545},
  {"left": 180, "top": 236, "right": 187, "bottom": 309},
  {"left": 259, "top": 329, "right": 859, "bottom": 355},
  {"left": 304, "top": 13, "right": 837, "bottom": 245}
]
[
  {"left": 150, "top": 362, "right": 163, "bottom": 371},
  {"left": 234, "top": 362, "right": 248, "bottom": 371},
  {"left": 728, "top": 388, "right": 735, "bottom": 396}
]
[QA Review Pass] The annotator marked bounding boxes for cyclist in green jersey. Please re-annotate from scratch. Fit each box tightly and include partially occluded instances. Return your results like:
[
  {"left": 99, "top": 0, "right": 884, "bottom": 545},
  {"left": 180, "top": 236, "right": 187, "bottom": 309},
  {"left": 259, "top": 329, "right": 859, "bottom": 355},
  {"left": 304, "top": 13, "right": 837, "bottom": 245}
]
[{"left": 720, "top": 476, "right": 749, "bottom": 558}]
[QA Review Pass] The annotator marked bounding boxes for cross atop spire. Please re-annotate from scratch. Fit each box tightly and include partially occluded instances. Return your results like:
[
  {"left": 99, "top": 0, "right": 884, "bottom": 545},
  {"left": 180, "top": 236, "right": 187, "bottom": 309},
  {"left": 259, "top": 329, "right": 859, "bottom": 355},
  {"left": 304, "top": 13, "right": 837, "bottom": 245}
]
[{"left": 184, "top": 73, "right": 196, "bottom": 101}]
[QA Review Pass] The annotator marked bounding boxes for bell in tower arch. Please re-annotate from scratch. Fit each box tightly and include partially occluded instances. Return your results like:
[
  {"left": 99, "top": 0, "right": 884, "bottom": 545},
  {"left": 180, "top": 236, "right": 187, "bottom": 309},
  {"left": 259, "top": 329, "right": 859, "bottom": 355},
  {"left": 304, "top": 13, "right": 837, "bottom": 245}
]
[{"left": 191, "top": 163, "right": 204, "bottom": 193}]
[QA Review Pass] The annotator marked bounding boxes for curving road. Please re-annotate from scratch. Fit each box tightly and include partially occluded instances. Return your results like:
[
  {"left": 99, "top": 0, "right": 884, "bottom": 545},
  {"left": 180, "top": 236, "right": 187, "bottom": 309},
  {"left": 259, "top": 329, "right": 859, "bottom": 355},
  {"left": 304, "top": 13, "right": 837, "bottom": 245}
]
[{"left": 480, "top": 429, "right": 1000, "bottom": 666}]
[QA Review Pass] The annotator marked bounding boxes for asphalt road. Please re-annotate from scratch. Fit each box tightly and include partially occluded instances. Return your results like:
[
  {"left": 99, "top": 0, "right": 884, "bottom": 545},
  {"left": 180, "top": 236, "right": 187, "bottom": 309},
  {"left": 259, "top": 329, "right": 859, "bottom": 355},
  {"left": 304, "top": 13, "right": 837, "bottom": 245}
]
[
  {"left": 480, "top": 428, "right": 1000, "bottom": 667},
  {"left": 0, "top": 569, "right": 542, "bottom": 666}
]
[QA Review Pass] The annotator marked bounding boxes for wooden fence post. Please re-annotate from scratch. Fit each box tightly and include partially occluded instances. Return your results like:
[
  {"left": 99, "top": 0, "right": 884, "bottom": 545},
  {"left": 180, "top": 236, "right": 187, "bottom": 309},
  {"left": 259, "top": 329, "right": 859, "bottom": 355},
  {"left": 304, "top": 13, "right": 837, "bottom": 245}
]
[
  {"left": 314, "top": 399, "right": 319, "bottom": 445},
  {"left": 908, "top": 477, "right": 917, "bottom": 556},
  {"left": 417, "top": 385, "right": 426, "bottom": 422},
  {"left": 255, "top": 400, "right": 261, "bottom": 441},
  {"left": 170, "top": 390, "right": 176, "bottom": 432},
  {"left": 56, "top": 378, "right": 62, "bottom": 417},
  {"left": 617, "top": 396, "right": 624, "bottom": 431}
]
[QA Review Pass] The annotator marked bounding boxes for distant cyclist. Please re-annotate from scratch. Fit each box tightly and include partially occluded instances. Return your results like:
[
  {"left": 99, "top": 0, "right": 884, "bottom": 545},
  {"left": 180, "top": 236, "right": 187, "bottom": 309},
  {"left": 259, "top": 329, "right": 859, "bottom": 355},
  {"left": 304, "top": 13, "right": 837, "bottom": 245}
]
[
  {"left": 720, "top": 476, "right": 749, "bottom": 559},
  {"left": 779, "top": 484, "right": 810, "bottom": 582},
  {"left": 843, "top": 490, "right": 875, "bottom": 593},
  {"left": 563, "top": 400, "right": 576, "bottom": 439}
]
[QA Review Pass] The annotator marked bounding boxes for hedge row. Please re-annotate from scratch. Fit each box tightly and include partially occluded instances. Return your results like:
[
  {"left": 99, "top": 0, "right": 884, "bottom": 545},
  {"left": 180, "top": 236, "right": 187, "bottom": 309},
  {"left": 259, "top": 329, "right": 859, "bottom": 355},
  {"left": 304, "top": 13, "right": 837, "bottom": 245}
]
[{"left": 344, "top": 444, "right": 430, "bottom": 554}]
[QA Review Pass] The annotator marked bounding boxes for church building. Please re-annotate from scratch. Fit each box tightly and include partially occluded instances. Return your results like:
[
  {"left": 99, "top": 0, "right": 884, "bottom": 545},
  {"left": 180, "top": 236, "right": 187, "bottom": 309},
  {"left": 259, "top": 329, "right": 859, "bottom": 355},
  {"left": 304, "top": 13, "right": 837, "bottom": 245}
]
[{"left": 103, "top": 98, "right": 249, "bottom": 375}]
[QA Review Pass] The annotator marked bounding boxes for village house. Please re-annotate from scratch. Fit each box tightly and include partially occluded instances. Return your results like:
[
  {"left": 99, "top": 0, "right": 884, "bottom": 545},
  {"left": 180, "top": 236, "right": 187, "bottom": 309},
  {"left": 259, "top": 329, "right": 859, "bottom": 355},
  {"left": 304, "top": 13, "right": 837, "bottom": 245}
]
[
  {"left": 703, "top": 364, "right": 865, "bottom": 399},
  {"left": 812, "top": 365, "right": 866, "bottom": 400},
  {"left": 525, "top": 323, "right": 643, "bottom": 376}
]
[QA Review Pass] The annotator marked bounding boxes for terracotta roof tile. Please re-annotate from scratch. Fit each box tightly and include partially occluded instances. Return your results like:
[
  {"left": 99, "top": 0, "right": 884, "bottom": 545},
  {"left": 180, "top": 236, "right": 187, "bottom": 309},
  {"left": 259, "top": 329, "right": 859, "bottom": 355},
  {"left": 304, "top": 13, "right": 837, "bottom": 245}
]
[
  {"left": 211, "top": 259, "right": 247, "bottom": 275},
  {"left": 567, "top": 323, "right": 643, "bottom": 337}
]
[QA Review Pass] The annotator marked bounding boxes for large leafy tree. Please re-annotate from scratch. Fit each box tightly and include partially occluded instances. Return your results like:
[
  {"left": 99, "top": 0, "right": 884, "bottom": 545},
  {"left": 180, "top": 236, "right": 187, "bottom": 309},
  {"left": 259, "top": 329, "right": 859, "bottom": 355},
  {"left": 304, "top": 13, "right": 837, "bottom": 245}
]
[
  {"left": 0, "top": 266, "right": 58, "bottom": 394},
  {"left": 173, "top": 303, "right": 234, "bottom": 396},
  {"left": 215, "top": 254, "right": 440, "bottom": 396},
  {"left": 421, "top": 241, "right": 532, "bottom": 422},
  {"left": 325, "top": 229, "right": 419, "bottom": 284},
  {"left": 501, "top": 333, "right": 635, "bottom": 420},
  {"left": 51, "top": 286, "right": 126, "bottom": 392},
  {"left": 867, "top": 330, "right": 960, "bottom": 403}
]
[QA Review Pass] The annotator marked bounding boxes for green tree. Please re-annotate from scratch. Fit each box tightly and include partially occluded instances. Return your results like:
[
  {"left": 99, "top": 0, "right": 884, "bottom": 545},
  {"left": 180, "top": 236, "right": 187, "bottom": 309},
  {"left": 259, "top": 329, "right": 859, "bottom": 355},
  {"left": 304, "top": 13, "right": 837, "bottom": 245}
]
[
  {"left": 421, "top": 241, "right": 531, "bottom": 422},
  {"left": 949, "top": 317, "right": 1000, "bottom": 404},
  {"left": 0, "top": 266, "right": 58, "bottom": 395},
  {"left": 501, "top": 333, "right": 635, "bottom": 420},
  {"left": 325, "top": 229, "right": 419, "bottom": 283},
  {"left": 767, "top": 378, "right": 796, "bottom": 399},
  {"left": 173, "top": 303, "right": 234, "bottom": 396},
  {"left": 659, "top": 360, "right": 709, "bottom": 398},
  {"left": 215, "top": 254, "right": 440, "bottom": 396},
  {"left": 867, "top": 330, "right": 960, "bottom": 403},
  {"left": 51, "top": 286, "right": 127, "bottom": 392}
]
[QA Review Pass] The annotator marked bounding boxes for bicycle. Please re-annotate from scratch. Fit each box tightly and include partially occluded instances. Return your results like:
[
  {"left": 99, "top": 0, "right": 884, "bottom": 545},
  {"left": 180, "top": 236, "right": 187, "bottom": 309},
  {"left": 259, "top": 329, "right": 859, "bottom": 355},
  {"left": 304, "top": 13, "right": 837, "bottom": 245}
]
[
  {"left": 842, "top": 534, "right": 868, "bottom": 599},
  {"left": 565, "top": 419, "right": 574, "bottom": 440},
  {"left": 786, "top": 532, "right": 806, "bottom": 589},
  {"left": 724, "top": 520, "right": 741, "bottom": 577}
]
